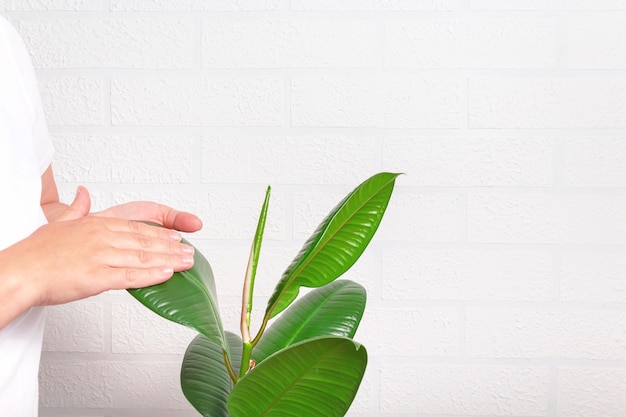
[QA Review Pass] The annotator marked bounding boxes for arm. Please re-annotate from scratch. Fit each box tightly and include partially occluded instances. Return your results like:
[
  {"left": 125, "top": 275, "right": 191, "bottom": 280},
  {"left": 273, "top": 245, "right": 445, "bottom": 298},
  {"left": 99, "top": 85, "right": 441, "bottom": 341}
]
[
  {"left": 39, "top": 165, "right": 68, "bottom": 221},
  {"left": 0, "top": 165, "right": 202, "bottom": 330}
]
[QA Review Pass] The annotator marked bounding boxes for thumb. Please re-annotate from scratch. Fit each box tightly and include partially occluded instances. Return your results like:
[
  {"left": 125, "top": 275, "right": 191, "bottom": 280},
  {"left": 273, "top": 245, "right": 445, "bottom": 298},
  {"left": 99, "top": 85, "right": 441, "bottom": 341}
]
[{"left": 56, "top": 186, "right": 91, "bottom": 222}]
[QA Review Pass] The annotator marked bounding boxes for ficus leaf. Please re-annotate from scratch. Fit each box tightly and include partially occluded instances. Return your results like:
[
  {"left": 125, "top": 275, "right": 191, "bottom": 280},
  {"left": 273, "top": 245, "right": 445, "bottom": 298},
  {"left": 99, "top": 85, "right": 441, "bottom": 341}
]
[
  {"left": 265, "top": 172, "right": 399, "bottom": 319},
  {"left": 253, "top": 280, "right": 366, "bottom": 364},
  {"left": 228, "top": 337, "right": 367, "bottom": 417},
  {"left": 181, "top": 332, "right": 242, "bottom": 417},
  {"left": 128, "top": 239, "right": 227, "bottom": 351}
]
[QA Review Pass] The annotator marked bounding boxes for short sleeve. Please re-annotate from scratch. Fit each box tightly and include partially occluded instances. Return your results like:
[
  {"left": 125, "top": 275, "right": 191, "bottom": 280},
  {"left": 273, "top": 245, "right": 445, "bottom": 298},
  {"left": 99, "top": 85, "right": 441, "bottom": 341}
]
[{"left": 2, "top": 17, "right": 54, "bottom": 175}]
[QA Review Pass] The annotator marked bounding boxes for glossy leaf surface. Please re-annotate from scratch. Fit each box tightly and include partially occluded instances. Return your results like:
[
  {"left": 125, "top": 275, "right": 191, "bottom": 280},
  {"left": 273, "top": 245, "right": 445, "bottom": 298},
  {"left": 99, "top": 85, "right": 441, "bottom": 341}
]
[
  {"left": 253, "top": 280, "right": 366, "bottom": 364},
  {"left": 181, "top": 332, "right": 242, "bottom": 417},
  {"left": 265, "top": 172, "right": 399, "bottom": 319},
  {"left": 228, "top": 337, "right": 367, "bottom": 417},
  {"left": 128, "top": 238, "right": 226, "bottom": 350}
]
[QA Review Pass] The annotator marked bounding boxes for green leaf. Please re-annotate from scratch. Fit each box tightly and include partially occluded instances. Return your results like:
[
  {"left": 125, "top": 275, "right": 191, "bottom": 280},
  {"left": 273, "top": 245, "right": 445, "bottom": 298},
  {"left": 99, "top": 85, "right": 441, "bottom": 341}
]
[
  {"left": 242, "top": 186, "right": 271, "bottom": 341},
  {"left": 181, "top": 332, "right": 242, "bottom": 417},
  {"left": 228, "top": 337, "right": 367, "bottom": 417},
  {"left": 127, "top": 238, "right": 226, "bottom": 350},
  {"left": 253, "top": 280, "right": 366, "bottom": 364},
  {"left": 265, "top": 172, "right": 399, "bottom": 319}
]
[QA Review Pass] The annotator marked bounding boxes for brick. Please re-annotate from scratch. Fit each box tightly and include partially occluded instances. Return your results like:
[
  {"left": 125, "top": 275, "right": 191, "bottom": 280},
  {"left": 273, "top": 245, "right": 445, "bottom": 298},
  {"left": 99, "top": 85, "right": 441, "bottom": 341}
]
[
  {"left": 557, "top": 368, "right": 626, "bottom": 417},
  {"left": 383, "top": 248, "right": 554, "bottom": 301},
  {"left": 383, "top": 136, "right": 553, "bottom": 187},
  {"left": 291, "top": 0, "right": 463, "bottom": 10},
  {"left": 202, "top": 136, "right": 382, "bottom": 185},
  {"left": 7, "top": 0, "right": 101, "bottom": 10},
  {"left": 111, "top": 77, "right": 283, "bottom": 126},
  {"left": 18, "top": 19, "right": 192, "bottom": 69},
  {"left": 42, "top": 302, "right": 103, "bottom": 353},
  {"left": 471, "top": 0, "right": 626, "bottom": 10},
  {"left": 560, "top": 250, "right": 626, "bottom": 302},
  {"left": 469, "top": 78, "right": 626, "bottom": 128},
  {"left": 466, "top": 309, "right": 626, "bottom": 360},
  {"left": 358, "top": 307, "right": 459, "bottom": 356},
  {"left": 111, "top": 303, "right": 196, "bottom": 354},
  {"left": 385, "top": 17, "right": 558, "bottom": 69},
  {"left": 468, "top": 194, "right": 626, "bottom": 244},
  {"left": 292, "top": 76, "right": 461, "bottom": 128},
  {"left": 202, "top": 19, "right": 377, "bottom": 69},
  {"left": 39, "top": 362, "right": 190, "bottom": 409},
  {"left": 376, "top": 192, "right": 461, "bottom": 242},
  {"left": 568, "top": 18, "right": 626, "bottom": 69},
  {"left": 110, "top": 0, "right": 280, "bottom": 11},
  {"left": 39, "top": 77, "right": 103, "bottom": 126},
  {"left": 563, "top": 137, "right": 626, "bottom": 187},
  {"left": 52, "top": 135, "right": 193, "bottom": 183},
  {"left": 380, "top": 365, "right": 549, "bottom": 415}
]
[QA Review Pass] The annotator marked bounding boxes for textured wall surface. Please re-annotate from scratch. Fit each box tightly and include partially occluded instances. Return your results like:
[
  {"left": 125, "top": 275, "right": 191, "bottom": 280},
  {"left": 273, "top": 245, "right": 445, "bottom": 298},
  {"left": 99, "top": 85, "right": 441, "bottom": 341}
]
[{"left": 2, "top": 1, "right": 626, "bottom": 416}]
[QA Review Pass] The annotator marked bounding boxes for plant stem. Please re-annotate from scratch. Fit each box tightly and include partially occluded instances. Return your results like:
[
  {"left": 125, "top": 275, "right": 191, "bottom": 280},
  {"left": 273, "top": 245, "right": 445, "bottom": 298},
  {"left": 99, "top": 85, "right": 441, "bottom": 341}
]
[
  {"left": 238, "top": 341, "right": 254, "bottom": 379},
  {"left": 223, "top": 349, "right": 238, "bottom": 384},
  {"left": 251, "top": 314, "right": 269, "bottom": 347}
]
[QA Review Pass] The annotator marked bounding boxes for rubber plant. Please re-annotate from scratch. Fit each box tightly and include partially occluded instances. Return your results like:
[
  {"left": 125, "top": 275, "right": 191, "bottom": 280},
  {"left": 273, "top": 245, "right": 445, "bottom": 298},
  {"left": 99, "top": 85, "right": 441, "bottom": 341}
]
[{"left": 128, "top": 172, "right": 399, "bottom": 417}]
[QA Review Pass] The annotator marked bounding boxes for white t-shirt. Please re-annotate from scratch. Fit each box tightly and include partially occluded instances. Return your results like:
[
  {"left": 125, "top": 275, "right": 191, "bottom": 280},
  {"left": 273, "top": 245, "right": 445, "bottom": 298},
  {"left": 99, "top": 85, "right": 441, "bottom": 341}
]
[{"left": 0, "top": 15, "right": 54, "bottom": 417}]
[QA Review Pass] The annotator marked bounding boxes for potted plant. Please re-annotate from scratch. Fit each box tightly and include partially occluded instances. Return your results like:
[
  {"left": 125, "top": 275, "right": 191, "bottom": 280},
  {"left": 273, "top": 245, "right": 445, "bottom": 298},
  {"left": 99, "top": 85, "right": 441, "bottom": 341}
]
[{"left": 128, "top": 172, "right": 399, "bottom": 417}]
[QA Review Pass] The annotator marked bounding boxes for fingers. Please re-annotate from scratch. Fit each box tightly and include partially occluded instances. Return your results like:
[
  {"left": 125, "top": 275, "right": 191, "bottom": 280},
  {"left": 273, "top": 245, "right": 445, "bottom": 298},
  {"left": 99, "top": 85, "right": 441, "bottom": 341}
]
[
  {"left": 167, "top": 210, "right": 203, "bottom": 233},
  {"left": 134, "top": 202, "right": 203, "bottom": 232},
  {"left": 107, "top": 265, "right": 177, "bottom": 290},
  {"left": 106, "top": 218, "right": 184, "bottom": 242},
  {"left": 105, "top": 244, "right": 194, "bottom": 272},
  {"left": 94, "top": 221, "right": 194, "bottom": 282},
  {"left": 103, "top": 240, "right": 194, "bottom": 289}
]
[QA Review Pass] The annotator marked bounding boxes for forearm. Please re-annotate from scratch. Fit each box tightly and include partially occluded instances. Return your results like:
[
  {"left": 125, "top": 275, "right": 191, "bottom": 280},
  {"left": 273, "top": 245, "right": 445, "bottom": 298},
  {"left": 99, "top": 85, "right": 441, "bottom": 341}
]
[
  {"left": 0, "top": 165, "right": 59, "bottom": 328},
  {"left": 0, "top": 244, "right": 39, "bottom": 330}
]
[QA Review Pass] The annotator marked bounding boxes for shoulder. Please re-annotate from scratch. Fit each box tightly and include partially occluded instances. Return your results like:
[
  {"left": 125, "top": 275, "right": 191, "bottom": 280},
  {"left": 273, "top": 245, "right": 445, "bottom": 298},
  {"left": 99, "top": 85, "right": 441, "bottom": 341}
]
[{"left": 0, "top": 15, "right": 34, "bottom": 71}]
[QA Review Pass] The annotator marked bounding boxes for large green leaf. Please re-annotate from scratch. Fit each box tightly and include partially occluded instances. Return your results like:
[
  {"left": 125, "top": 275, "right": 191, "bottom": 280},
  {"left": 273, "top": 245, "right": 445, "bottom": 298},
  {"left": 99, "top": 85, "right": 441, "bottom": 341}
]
[
  {"left": 265, "top": 172, "right": 399, "bottom": 319},
  {"left": 228, "top": 337, "right": 367, "bottom": 417},
  {"left": 253, "top": 280, "right": 366, "bottom": 364},
  {"left": 128, "top": 238, "right": 226, "bottom": 350},
  {"left": 181, "top": 332, "right": 242, "bottom": 417}
]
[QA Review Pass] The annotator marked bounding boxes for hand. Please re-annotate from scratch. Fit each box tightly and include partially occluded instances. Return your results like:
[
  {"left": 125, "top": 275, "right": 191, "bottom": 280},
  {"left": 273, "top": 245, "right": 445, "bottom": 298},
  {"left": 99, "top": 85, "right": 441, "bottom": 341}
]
[
  {"left": 51, "top": 185, "right": 202, "bottom": 232},
  {"left": 0, "top": 188, "right": 196, "bottom": 328}
]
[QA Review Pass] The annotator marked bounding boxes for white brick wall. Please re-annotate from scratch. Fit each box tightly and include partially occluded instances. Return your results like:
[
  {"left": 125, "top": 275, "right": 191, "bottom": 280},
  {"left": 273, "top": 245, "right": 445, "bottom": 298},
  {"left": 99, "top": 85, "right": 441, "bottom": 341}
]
[{"left": 2, "top": 2, "right": 625, "bottom": 416}]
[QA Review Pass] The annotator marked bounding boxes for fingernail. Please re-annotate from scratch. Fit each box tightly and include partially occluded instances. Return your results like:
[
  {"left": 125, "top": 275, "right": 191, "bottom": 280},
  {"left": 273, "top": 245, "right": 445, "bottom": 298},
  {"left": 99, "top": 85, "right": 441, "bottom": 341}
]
[
  {"left": 161, "top": 268, "right": 174, "bottom": 279},
  {"left": 182, "top": 255, "right": 194, "bottom": 266},
  {"left": 169, "top": 231, "right": 182, "bottom": 241},
  {"left": 181, "top": 245, "right": 194, "bottom": 255}
]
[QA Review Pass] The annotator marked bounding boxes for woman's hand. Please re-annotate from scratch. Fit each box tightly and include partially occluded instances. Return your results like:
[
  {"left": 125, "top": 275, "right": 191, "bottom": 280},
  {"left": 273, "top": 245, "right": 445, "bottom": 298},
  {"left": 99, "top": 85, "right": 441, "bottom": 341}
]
[{"left": 0, "top": 187, "right": 198, "bottom": 329}]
